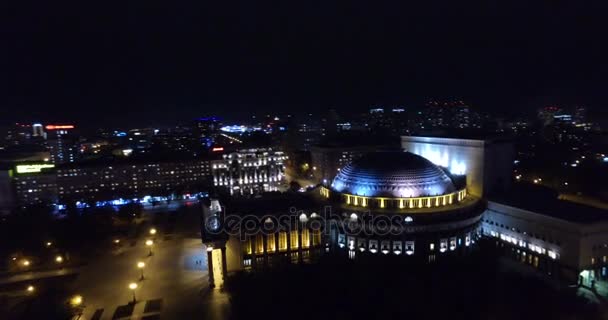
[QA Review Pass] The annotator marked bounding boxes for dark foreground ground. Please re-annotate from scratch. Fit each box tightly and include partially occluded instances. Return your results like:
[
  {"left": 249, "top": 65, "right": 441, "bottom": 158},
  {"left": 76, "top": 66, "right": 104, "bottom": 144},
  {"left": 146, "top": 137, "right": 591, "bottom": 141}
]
[{"left": 226, "top": 245, "right": 601, "bottom": 320}]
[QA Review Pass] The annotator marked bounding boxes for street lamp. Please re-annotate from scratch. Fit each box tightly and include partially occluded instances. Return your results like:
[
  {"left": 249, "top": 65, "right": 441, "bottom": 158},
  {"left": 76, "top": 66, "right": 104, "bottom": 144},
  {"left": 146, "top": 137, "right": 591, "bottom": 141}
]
[
  {"left": 26, "top": 285, "right": 35, "bottom": 293},
  {"left": 137, "top": 261, "right": 145, "bottom": 280},
  {"left": 145, "top": 239, "right": 154, "bottom": 256},
  {"left": 149, "top": 228, "right": 157, "bottom": 236},
  {"left": 70, "top": 295, "right": 83, "bottom": 306},
  {"left": 46, "top": 241, "right": 52, "bottom": 247},
  {"left": 22, "top": 259, "right": 30, "bottom": 267},
  {"left": 128, "top": 282, "right": 138, "bottom": 303},
  {"left": 55, "top": 255, "right": 63, "bottom": 263},
  {"left": 114, "top": 239, "right": 121, "bottom": 244},
  {"left": 69, "top": 295, "right": 84, "bottom": 320}
]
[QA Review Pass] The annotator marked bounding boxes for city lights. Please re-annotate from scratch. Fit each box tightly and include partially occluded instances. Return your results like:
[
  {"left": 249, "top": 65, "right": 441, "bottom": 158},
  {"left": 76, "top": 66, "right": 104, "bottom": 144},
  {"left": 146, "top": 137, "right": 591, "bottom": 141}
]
[
  {"left": 129, "top": 282, "right": 138, "bottom": 302},
  {"left": 45, "top": 124, "right": 75, "bottom": 130},
  {"left": 15, "top": 164, "right": 55, "bottom": 174},
  {"left": 70, "top": 295, "right": 83, "bottom": 307},
  {"left": 137, "top": 261, "right": 146, "bottom": 279},
  {"left": 146, "top": 239, "right": 154, "bottom": 256}
]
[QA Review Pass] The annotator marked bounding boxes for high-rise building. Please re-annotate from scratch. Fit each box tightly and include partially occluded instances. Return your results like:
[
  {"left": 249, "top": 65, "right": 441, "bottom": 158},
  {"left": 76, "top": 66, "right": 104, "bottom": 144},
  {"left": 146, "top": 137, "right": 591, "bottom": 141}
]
[
  {"left": 46, "top": 125, "right": 78, "bottom": 164},
  {"left": 537, "top": 106, "right": 562, "bottom": 126},
  {"left": 194, "top": 117, "right": 222, "bottom": 148},
  {"left": 424, "top": 100, "right": 474, "bottom": 129},
  {"left": 3, "top": 123, "right": 33, "bottom": 146},
  {"left": 367, "top": 107, "right": 409, "bottom": 135},
  {"left": 32, "top": 123, "right": 45, "bottom": 138}
]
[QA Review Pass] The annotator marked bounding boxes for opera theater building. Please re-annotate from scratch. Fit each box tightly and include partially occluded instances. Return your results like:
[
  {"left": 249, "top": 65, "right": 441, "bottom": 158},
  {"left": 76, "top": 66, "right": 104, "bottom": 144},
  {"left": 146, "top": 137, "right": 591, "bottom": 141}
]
[{"left": 319, "top": 151, "right": 484, "bottom": 260}]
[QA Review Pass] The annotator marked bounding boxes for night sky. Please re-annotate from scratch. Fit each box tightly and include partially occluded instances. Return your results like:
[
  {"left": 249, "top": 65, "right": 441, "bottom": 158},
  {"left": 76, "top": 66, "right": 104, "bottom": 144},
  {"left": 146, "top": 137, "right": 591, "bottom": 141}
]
[{"left": 1, "top": 1, "right": 608, "bottom": 126}]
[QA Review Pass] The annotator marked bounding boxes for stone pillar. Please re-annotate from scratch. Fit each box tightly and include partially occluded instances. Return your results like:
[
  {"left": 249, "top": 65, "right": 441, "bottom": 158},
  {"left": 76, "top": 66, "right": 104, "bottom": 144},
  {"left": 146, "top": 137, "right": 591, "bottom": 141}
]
[
  {"left": 275, "top": 232, "right": 280, "bottom": 264},
  {"left": 298, "top": 227, "right": 304, "bottom": 264},
  {"left": 221, "top": 246, "right": 228, "bottom": 280},
  {"left": 251, "top": 235, "right": 257, "bottom": 269},
  {"left": 286, "top": 229, "right": 291, "bottom": 263},
  {"left": 263, "top": 234, "right": 268, "bottom": 266},
  {"left": 207, "top": 250, "right": 215, "bottom": 288}
]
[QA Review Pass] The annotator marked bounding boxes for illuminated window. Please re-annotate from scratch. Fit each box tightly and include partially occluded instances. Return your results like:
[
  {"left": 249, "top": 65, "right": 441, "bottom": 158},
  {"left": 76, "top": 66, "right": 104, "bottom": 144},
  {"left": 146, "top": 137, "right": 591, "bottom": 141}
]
[
  {"left": 405, "top": 241, "right": 415, "bottom": 255},
  {"left": 381, "top": 241, "right": 390, "bottom": 254},
  {"left": 267, "top": 234, "right": 276, "bottom": 253},
  {"left": 277, "top": 232, "right": 287, "bottom": 251},
  {"left": 291, "top": 252, "right": 299, "bottom": 263},
  {"left": 290, "top": 230, "right": 299, "bottom": 249},
  {"left": 369, "top": 240, "right": 378, "bottom": 253},
  {"left": 244, "top": 237, "right": 252, "bottom": 254},
  {"left": 301, "top": 229, "right": 310, "bottom": 248},
  {"left": 256, "top": 234, "right": 264, "bottom": 254},
  {"left": 393, "top": 241, "right": 402, "bottom": 255}
]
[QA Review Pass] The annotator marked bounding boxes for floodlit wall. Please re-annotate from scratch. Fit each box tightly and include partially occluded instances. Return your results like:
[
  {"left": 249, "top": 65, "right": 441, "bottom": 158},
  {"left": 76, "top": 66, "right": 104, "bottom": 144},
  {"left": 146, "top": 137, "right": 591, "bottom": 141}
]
[{"left": 401, "top": 136, "right": 513, "bottom": 197}]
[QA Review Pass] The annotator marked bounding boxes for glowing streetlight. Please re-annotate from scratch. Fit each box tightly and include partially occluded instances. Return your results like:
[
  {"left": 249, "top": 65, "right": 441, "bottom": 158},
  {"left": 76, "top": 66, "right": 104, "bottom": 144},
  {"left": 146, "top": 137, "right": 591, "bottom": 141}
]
[
  {"left": 22, "top": 259, "right": 30, "bottom": 267},
  {"left": 137, "top": 261, "right": 146, "bottom": 280},
  {"left": 128, "top": 282, "right": 138, "bottom": 302},
  {"left": 46, "top": 241, "right": 52, "bottom": 247},
  {"left": 70, "top": 295, "right": 83, "bottom": 307},
  {"left": 114, "top": 239, "right": 121, "bottom": 244},
  {"left": 149, "top": 228, "right": 157, "bottom": 236},
  {"left": 70, "top": 295, "right": 84, "bottom": 320},
  {"left": 145, "top": 239, "right": 154, "bottom": 256},
  {"left": 26, "top": 285, "right": 35, "bottom": 293},
  {"left": 55, "top": 255, "right": 63, "bottom": 263}
]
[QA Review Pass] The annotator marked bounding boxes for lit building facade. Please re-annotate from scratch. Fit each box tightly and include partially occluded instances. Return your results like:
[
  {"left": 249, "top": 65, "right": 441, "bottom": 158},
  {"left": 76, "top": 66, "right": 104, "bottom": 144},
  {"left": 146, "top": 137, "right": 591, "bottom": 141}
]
[
  {"left": 200, "top": 197, "right": 327, "bottom": 286},
  {"left": 211, "top": 148, "right": 286, "bottom": 195},
  {"left": 46, "top": 125, "right": 79, "bottom": 164},
  {"left": 202, "top": 135, "right": 608, "bottom": 291},
  {"left": 401, "top": 136, "right": 514, "bottom": 197},
  {"left": 320, "top": 151, "right": 483, "bottom": 261},
  {"left": 56, "top": 159, "right": 211, "bottom": 201},
  {"left": 195, "top": 117, "right": 222, "bottom": 148},
  {"left": 13, "top": 166, "right": 58, "bottom": 206},
  {"left": 5, "top": 159, "right": 212, "bottom": 208},
  {"left": 482, "top": 200, "right": 608, "bottom": 286}
]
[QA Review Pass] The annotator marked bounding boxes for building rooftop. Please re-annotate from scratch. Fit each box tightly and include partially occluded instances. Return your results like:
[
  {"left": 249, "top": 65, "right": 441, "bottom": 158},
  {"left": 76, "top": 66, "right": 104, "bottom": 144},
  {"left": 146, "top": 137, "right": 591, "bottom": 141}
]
[
  {"left": 331, "top": 151, "right": 456, "bottom": 198},
  {"left": 489, "top": 184, "right": 608, "bottom": 224},
  {"left": 403, "top": 131, "right": 514, "bottom": 144}
]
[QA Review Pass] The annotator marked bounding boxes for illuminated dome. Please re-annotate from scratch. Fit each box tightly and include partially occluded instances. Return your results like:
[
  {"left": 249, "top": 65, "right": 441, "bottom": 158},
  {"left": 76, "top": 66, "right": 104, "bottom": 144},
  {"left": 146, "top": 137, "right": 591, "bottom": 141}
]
[{"left": 331, "top": 151, "right": 456, "bottom": 198}]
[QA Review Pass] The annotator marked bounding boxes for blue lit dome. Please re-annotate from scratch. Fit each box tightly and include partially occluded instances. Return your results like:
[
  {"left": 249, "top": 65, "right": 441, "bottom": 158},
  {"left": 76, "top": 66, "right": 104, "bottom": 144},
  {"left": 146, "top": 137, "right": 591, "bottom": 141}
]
[{"left": 331, "top": 152, "right": 456, "bottom": 198}]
